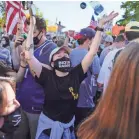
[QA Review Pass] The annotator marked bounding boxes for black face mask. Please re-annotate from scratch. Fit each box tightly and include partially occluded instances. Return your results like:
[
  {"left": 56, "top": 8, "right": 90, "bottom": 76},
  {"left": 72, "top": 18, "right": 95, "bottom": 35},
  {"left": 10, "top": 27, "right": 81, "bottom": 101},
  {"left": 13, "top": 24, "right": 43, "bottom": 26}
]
[
  {"left": 33, "top": 31, "right": 42, "bottom": 45},
  {"left": 0, "top": 108, "right": 21, "bottom": 134},
  {"left": 53, "top": 57, "right": 71, "bottom": 72}
]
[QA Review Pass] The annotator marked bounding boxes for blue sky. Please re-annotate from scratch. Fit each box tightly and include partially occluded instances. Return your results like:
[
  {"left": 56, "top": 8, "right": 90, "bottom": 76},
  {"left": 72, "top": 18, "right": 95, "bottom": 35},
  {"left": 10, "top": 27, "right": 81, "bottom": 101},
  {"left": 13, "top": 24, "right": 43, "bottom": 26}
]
[{"left": 34, "top": 1, "right": 124, "bottom": 32}]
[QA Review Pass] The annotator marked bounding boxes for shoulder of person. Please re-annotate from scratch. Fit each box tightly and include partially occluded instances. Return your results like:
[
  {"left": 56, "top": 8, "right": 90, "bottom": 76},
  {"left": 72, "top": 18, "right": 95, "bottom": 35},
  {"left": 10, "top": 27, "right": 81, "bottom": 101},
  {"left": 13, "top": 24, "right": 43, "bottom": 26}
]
[
  {"left": 1, "top": 47, "right": 10, "bottom": 53},
  {"left": 39, "top": 40, "right": 57, "bottom": 56},
  {"left": 42, "top": 40, "right": 57, "bottom": 50},
  {"left": 41, "top": 63, "right": 52, "bottom": 70}
]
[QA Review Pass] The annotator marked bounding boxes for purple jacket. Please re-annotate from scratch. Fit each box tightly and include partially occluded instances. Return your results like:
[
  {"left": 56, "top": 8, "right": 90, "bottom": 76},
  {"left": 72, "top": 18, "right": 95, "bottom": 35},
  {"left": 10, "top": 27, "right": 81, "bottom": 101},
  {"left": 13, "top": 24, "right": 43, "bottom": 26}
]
[{"left": 16, "top": 40, "right": 56, "bottom": 114}]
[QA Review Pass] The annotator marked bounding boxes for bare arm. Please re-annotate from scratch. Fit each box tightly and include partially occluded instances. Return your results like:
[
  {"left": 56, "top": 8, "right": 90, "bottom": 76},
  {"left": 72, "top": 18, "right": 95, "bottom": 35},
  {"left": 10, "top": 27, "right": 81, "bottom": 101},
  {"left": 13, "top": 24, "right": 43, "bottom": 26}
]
[
  {"left": 81, "top": 12, "right": 118, "bottom": 73},
  {"left": 15, "top": 60, "right": 26, "bottom": 82},
  {"left": 24, "top": 16, "right": 50, "bottom": 78},
  {"left": 12, "top": 19, "right": 25, "bottom": 70},
  {"left": 6, "top": 53, "right": 27, "bottom": 82},
  {"left": 81, "top": 26, "right": 103, "bottom": 73}
]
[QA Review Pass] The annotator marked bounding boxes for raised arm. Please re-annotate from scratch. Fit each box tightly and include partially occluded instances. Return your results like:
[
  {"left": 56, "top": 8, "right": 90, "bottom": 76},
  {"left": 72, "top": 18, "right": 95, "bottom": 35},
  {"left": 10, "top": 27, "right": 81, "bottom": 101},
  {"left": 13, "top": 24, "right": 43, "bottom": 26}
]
[
  {"left": 12, "top": 19, "right": 25, "bottom": 70},
  {"left": 81, "top": 12, "right": 118, "bottom": 73},
  {"left": 15, "top": 52, "right": 27, "bottom": 82},
  {"left": 23, "top": 16, "right": 43, "bottom": 78}
]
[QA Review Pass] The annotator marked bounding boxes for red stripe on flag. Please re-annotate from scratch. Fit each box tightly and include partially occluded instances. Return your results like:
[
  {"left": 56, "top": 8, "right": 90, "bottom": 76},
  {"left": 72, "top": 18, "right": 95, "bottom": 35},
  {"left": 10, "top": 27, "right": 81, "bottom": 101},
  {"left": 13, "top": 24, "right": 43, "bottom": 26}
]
[
  {"left": 6, "top": 1, "right": 26, "bottom": 35},
  {"left": 12, "top": 24, "right": 17, "bottom": 35},
  {"left": 6, "top": 8, "right": 17, "bottom": 33}
]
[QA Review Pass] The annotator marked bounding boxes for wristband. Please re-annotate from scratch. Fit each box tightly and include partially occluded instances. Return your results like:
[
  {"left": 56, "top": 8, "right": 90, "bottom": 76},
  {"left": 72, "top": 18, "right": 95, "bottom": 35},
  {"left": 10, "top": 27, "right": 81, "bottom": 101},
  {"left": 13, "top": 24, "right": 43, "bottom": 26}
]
[
  {"left": 95, "top": 26, "right": 104, "bottom": 32},
  {"left": 20, "top": 65, "right": 26, "bottom": 68}
]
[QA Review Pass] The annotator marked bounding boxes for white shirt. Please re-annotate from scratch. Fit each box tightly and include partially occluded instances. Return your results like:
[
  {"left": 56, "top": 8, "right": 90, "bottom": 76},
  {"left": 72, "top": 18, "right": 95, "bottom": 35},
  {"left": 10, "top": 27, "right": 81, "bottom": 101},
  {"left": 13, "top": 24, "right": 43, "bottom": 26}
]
[{"left": 97, "top": 48, "right": 125, "bottom": 94}]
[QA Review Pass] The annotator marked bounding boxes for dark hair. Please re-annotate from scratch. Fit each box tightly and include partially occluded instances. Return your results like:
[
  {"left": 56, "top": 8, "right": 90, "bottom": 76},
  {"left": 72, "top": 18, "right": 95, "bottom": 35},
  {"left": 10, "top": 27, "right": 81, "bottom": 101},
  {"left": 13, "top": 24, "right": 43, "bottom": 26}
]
[
  {"left": 35, "top": 16, "right": 46, "bottom": 31},
  {"left": 77, "top": 42, "right": 139, "bottom": 139},
  {"left": 9, "top": 34, "right": 14, "bottom": 41},
  {"left": 125, "top": 31, "right": 139, "bottom": 41},
  {"left": 1, "top": 36, "right": 10, "bottom": 47},
  {"left": 57, "top": 39, "right": 64, "bottom": 47},
  {"left": 113, "top": 49, "right": 123, "bottom": 65},
  {"left": 25, "top": 18, "right": 30, "bottom": 25},
  {"left": 115, "top": 34, "right": 125, "bottom": 42},
  {"left": 53, "top": 36, "right": 57, "bottom": 40},
  {"left": 77, "top": 38, "right": 88, "bottom": 45},
  {"left": 0, "top": 61, "right": 12, "bottom": 76}
]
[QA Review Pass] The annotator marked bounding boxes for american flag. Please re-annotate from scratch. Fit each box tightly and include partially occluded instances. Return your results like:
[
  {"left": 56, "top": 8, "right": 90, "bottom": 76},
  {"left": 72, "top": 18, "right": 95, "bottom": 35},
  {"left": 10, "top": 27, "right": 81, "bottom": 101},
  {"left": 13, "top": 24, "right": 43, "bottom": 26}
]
[
  {"left": 90, "top": 15, "right": 97, "bottom": 29},
  {"left": 6, "top": 1, "right": 26, "bottom": 35}
]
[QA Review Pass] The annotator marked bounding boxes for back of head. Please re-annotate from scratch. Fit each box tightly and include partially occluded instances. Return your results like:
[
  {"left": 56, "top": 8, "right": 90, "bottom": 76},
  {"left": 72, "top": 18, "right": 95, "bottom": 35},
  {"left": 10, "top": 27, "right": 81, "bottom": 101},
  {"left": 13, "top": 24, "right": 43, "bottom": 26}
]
[
  {"left": 57, "top": 39, "right": 65, "bottom": 47},
  {"left": 114, "top": 34, "right": 125, "bottom": 43},
  {"left": 125, "top": 21, "right": 139, "bottom": 41},
  {"left": 77, "top": 42, "right": 139, "bottom": 139},
  {"left": 105, "top": 35, "right": 114, "bottom": 43},
  {"left": 0, "top": 61, "right": 12, "bottom": 76},
  {"left": 8, "top": 34, "right": 14, "bottom": 41},
  {"left": 1, "top": 36, "right": 10, "bottom": 46},
  {"left": 75, "top": 27, "right": 95, "bottom": 45}
]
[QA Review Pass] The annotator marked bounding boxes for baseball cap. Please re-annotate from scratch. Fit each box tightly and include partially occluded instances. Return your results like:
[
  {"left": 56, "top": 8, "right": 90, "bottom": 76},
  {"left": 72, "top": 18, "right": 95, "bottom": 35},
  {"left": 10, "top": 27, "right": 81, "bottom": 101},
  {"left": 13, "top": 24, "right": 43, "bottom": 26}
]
[
  {"left": 125, "top": 21, "right": 139, "bottom": 32},
  {"left": 49, "top": 46, "right": 71, "bottom": 63},
  {"left": 104, "top": 35, "right": 113, "bottom": 43},
  {"left": 74, "top": 28, "right": 96, "bottom": 40}
]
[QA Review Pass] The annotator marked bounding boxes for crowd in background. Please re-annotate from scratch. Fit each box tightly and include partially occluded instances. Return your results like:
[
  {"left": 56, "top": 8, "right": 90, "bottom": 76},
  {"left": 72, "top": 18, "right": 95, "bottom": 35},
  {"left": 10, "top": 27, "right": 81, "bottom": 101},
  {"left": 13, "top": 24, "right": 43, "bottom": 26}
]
[{"left": 0, "top": 12, "right": 139, "bottom": 139}]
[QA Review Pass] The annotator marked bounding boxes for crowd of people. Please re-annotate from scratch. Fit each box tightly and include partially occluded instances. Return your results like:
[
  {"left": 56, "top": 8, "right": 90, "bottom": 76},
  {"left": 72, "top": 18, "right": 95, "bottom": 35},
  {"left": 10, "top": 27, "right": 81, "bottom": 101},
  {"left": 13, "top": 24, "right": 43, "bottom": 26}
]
[{"left": 0, "top": 10, "right": 139, "bottom": 139}]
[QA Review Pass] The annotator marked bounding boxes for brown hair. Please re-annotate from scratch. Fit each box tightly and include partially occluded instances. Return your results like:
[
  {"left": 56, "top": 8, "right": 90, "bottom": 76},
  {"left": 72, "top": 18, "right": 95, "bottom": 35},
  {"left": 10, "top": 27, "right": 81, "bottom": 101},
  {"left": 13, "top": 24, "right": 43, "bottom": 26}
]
[
  {"left": 0, "top": 83, "right": 7, "bottom": 115},
  {"left": 35, "top": 16, "right": 46, "bottom": 31},
  {"left": 77, "top": 42, "right": 139, "bottom": 139}
]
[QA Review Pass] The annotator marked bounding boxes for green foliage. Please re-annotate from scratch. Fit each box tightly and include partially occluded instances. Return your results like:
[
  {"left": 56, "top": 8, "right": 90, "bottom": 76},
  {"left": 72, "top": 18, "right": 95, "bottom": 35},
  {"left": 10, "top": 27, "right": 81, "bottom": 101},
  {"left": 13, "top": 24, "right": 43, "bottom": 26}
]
[
  {"left": 36, "top": 8, "right": 43, "bottom": 18},
  {"left": 0, "top": 2, "right": 6, "bottom": 26},
  {"left": 0, "top": 1, "right": 5, "bottom": 14},
  {"left": 117, "top": 1, "right": 139, "bottom": 25}
]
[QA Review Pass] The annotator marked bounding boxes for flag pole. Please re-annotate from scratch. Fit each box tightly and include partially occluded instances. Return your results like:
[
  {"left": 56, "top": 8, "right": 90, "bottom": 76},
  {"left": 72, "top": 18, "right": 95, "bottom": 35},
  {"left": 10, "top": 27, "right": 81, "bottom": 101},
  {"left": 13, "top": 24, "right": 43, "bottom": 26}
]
[{"left": 19, "top": 1, "right": 22, "bottom": 19}]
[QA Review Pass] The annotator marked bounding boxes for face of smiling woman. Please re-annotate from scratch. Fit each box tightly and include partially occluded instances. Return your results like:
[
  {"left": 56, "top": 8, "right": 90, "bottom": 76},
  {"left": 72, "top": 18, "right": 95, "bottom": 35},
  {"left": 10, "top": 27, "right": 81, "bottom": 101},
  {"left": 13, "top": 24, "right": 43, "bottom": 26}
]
[{"left": 0, "top": 81, "right": 20, "bottom": 116}]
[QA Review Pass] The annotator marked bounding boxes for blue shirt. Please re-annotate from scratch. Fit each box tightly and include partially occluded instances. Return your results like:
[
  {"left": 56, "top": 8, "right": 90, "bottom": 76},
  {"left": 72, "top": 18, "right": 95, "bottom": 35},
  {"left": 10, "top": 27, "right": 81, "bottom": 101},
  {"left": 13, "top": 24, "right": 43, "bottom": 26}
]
[
  {"left": 0, "top": 46, "right": 12, "bottom": 67},
  {"left": 70, "top": 48, "right": 100, "bottom": 108}
]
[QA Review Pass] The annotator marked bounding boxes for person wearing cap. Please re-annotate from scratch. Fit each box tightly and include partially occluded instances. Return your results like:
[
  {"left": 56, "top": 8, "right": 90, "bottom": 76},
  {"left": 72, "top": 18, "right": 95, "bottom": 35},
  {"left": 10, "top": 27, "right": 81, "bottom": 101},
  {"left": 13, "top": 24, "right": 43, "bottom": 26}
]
[
  {"left": 13, "top": 16, "right": 57, "bottom": 139},
  {"left": 97, "top": 21, "right": 139, "bottom": 94},
  {"left": 99, "top": 34, "right": 125, "bottom": 66},
  {"left": 23, "top": 12, "right": 118, "bottom": 139},
  {"left": 99, "top": 35, "right": 114, "bottom": 66},
  {"left": 125, "top": 21, "right": 139, "bottom": 42},
  {"left": 103, "top": 35, "right": 113, "bottom": 48},
  {"left": 70, "top": 27, "right": 100, "bottom": 128}
]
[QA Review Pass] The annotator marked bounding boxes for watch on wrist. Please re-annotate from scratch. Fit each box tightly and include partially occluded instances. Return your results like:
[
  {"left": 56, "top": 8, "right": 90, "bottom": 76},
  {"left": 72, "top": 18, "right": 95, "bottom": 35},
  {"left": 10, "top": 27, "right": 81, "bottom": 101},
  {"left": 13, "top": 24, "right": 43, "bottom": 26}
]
[{"left": 95, "top": 26, "right": 104, "bottom": 32}]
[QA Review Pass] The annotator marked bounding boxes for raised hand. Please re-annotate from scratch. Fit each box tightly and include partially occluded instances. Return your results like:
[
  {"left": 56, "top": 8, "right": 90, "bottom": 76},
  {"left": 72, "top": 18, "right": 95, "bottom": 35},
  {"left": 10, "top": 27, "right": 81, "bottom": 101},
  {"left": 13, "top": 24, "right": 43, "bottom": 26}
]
[
  {"left": 99, "top": 11, "right": 119, "bottom": 26},
  {"left": 15, "top": 36, "right": 25, "bottom": 47},
  {"left": 30, "top": 16, "right": 36, "bottom": 27}
]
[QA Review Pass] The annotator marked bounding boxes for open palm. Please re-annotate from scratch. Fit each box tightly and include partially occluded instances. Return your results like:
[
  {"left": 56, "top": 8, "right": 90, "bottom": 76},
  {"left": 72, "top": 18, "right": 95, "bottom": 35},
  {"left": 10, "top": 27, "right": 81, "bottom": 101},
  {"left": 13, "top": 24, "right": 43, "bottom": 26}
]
[{"left": 99, "top": 11, "right": 119, "bottom": 26}]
